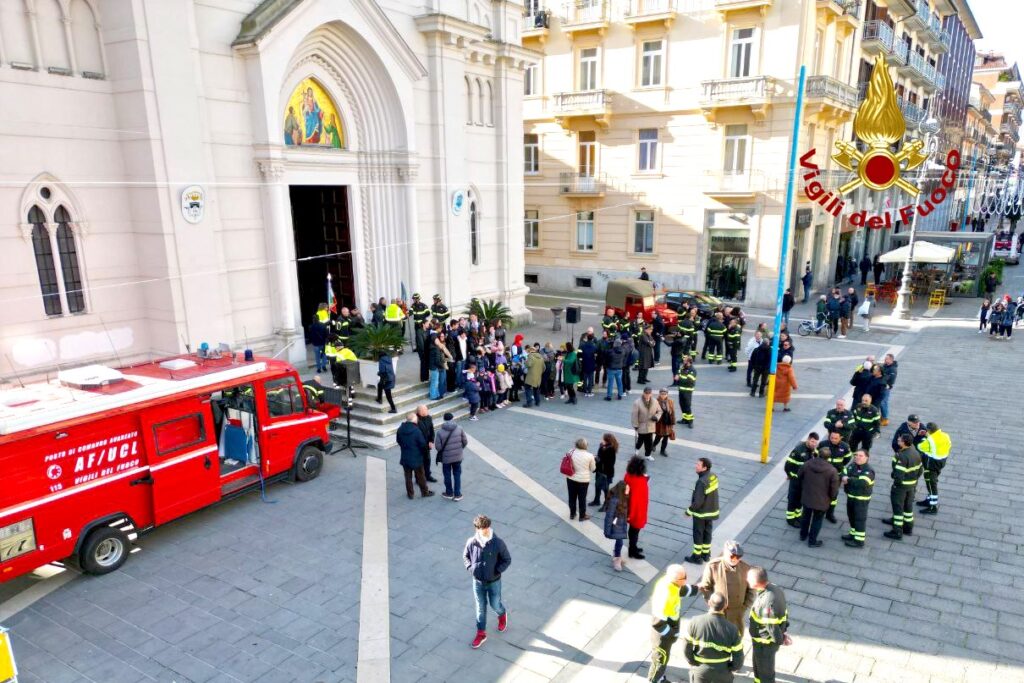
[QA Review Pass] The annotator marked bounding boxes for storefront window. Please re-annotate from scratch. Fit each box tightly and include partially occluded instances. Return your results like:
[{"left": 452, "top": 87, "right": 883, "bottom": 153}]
[{"left": 706, "top": 228, "right": 749, "bottom": 300}]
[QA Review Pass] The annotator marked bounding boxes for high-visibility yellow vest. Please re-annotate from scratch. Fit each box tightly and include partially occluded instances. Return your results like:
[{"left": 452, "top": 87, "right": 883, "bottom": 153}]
[
  {"left": 325, "top": 344, "right": 340, "bottom": 359},
  {"left": 651, "top": 574, "right": 682, "bottom": 621},
  {"left": 339, "top": 348, "right": 358, "bottom": 361},
  {"left": 920, "top": 430, "right": 951, "bottom": 460},
  {"left": 316, "top": 309, "right": 330, "bottom": 323},
  {"left": 385, "top": 303, "right": 404, "bottom": 322}
]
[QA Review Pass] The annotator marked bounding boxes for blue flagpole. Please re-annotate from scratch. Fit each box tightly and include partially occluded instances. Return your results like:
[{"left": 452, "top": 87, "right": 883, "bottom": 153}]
[{"left": 760, "top": 65, "right": 807, "bottom": 464}]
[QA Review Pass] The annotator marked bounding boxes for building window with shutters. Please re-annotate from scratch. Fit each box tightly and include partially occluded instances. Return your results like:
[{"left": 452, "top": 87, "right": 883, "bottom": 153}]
[
  {"left": 634, "top": 210, "right": 655, "bottom": 254},
  {"left": 525, "top": 210, "right": 540, "bottom": 249}
]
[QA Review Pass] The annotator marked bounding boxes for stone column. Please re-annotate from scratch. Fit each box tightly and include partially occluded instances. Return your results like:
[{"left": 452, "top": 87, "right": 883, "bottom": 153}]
[{"left": 257, "top": 159, "right": 302, "bottom": 356}]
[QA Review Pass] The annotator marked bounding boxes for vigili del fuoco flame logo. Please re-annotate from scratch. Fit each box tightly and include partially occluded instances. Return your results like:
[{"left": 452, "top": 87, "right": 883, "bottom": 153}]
[{"left": 799, "top": 55, "right": 961, "bottom": 230}]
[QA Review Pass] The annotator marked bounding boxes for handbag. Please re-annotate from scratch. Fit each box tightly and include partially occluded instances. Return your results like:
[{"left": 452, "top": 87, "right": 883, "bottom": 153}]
[
  {"left": 560, "top": 450, "right": 576, "bottom": 477},
  {"left": 857, "top": 300, "right": 871, "bottom": 317},
  {"left": 435, "top": 430, "right": 453, "bottom": 465}
]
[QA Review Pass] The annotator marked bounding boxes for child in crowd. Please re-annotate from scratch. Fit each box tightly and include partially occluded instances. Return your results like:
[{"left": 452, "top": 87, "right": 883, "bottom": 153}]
[
  {"left": 509, "top": 357, "right": 524, "bottom": 403},
  {"left": 495, "top": 363, "right": 512, "bottom": 408},
  {"left": 463, "top": 363, "right": 480, "bottom": 421}
]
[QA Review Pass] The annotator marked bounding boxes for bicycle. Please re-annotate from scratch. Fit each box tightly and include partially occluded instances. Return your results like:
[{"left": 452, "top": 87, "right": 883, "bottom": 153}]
[{"left": 797, "top": 317, "right": 833, "bottom": 339}]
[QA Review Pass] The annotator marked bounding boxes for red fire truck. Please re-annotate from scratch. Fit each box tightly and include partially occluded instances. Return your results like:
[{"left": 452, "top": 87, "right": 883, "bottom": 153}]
[{"left": 0, "top": 354, "right": 331, "bottom": 582}]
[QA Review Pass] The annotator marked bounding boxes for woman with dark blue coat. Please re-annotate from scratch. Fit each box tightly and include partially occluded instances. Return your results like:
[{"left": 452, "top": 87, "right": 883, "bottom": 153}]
[
  {"left": 376, "top": 351, "right": 397, "bottom": 413},
  {"left": 604, "top": 480, "right": 630, "bottom": 571}
]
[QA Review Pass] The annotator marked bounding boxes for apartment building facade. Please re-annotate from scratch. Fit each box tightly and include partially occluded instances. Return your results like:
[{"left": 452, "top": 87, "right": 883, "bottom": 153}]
[
  {"left": 973, "top": 52, "right": 1022, "bottom": 168},
  {"left": 521, "top": 0, "right": 978, "bottom": 304}
]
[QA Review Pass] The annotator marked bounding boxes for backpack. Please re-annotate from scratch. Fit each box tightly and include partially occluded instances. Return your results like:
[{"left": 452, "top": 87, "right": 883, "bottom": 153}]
[{"left": 560, "top": 450, "right": 575, "bottom": 477}]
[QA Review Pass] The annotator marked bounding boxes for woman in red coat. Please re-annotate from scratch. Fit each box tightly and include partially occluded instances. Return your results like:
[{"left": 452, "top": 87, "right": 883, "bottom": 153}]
[{"left": 623, "top": 455, "right": 650, "bottom": 560}]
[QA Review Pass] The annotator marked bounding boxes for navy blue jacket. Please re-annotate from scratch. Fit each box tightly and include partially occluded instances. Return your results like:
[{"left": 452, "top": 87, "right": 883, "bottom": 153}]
[
  {"left": 378, "top": 355, "right": 396, "bottom": 390},
  {"left": 309, "top": 320, "right": 329, "bottom": 347},
  {"left": 581, "top": 340, "right": 598, "bottom": 372},
  {"left": 396, "top": 421, "right": 427, "bottom": 468},
  {"left": 464, "top": 534, "right": 511, "bottom": 583}
]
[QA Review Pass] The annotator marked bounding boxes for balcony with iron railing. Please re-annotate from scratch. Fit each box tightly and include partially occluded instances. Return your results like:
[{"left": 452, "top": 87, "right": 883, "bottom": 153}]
[
  {"left": 921, "top": 61, "right": 939, "bottom": 92},
  {"left": 1005, "top": 101, "right": 1021, "bottom": 122},
  {"left": 897, "top": 96, "right": 926, "bottom": 129},
  {"left": 899, "top": 50, "right": 927, "bottom": 85},
  {"left": 861, "top": 21, "right": 895, "bottom": 59},
  {"left": 924, "top": 14, "right": 949, "bottom": 53},
  {"left": 561, "top": 1, "right": 609, "bottom": 33},
  {"left": 624, "top": 0, "right": 678, "bottom": 26},
  {"left": 883, "top": 0, "right": 914, "bottom": 17},
  {"left": 522, "top": 11, "right": 551, "bottom": 39},
  {"left": 702, "top": 170, "right": 779, "bottom": 198},
  {"left": 552, "top": 89, "right": 613, "bottom": 127},
  {"left": 700, "top": 76, "right": 779, "bottom": 122},
  {"left": 559, "top": 172, "right": 607, "bottom": 196},
  {"left": 806, "top": 75, "right": 860, "bottom": 114},
  {"left": 904, "top": 0, "right": 929, "bottom": 32},
  {"left": 816, "top": 0, "right": 861, "bottom": 24}
]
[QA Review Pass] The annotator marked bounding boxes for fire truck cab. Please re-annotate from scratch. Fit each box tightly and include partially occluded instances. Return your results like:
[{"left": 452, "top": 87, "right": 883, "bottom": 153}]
[{"left": 0, "top": 354, "right": 330, "bottom": 582}]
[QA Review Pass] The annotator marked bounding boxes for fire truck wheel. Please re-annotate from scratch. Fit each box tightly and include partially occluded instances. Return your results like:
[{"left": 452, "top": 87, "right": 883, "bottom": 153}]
[
  {"left": 294, "top": 445, "right": 324, "bottom": 482},
  {"left": 80, "top": 527, "right": 129, "bottom": 575}
]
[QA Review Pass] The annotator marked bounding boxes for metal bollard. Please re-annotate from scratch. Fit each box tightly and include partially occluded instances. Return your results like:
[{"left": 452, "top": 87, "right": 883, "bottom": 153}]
[{"left": 550, "top": 307, "right": 563, "bottom": 332}]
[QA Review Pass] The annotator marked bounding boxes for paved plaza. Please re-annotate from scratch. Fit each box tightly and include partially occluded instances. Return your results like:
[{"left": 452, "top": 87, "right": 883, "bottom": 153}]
[{"left": 3, "top": 274, "right": 1024, "bottom": 683}]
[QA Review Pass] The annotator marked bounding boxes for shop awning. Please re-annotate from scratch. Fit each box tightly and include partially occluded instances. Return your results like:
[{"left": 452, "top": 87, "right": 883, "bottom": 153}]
[{"left": 878, "top": 241, "right": 956, "bottom": 264}]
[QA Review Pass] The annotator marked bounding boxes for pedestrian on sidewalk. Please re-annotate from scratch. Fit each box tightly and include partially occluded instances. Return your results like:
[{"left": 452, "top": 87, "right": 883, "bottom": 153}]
[
  {"left": 604, "top": 338, "right": 626, "bottom": 401},
  {"left": 744, "top": 330, "right": 763, "bottom": 387},
  {"left": 873, "top": 254, "right": 884, "bottom": 285},
  {"left": 849, "top": 394, "right": 881, "bottom": 453},
  {"left": 749, "top": 340, "right": 772, "bottom": 398},
  {"left": 375, "top": 350, "right": 398, "bottom": 413},
  {"left": 842, "top": 449, "right": 875, "bottom": 548},
  {"left": 684, "top": 593, "right": 743, "bottom": 683},
  {"left": 684, "top": 457, "right": 719, "bottom": 564},
  {"left": 416, "top": 405, "right": 438, "bottom": 483},
  {"left": 891, "top": 414, "right": 928, "bottom": 453},
  {"left": 838, "top": 292, "right": 851, "bottom": 338},
  {"left": 523, "top": 346, "right": 544, "bottom": 407},
  {"left": 801, "top": 265, "right": 813, "bottom": 303},
  {"left": 782, "top": 288, "right": 795, "bottom": 327},
  {"left": 562, "top": 342, "right": 580, "bottom": 405},
  {"left": 978, "top": 298, "right": 991, "bottom": 333},
  {"left": 846, "top": 287, "right": 859, "bottom": 331},
  {"left": 858, "top": 294, "right": 874, "bottom": 332},
  {"left": 652, "top": 389, "right": 676, "bottom": 457},
  {"left": 827, "top": 290, "right": 843, "bottom": 337},
  {"left": 396, "top": 413, "right": 434, "bottom": 500},
  {"left": 581, "top": 334, "right": 598, "bottom": 397},
  {"left": 464, "top": 515, "right": 510, "bottom": 649},
  {"left": 859, "top": 255, "right": 872, "bottom": 285},
  {"left": 637, "top": 325, "right": 656, "bottom": 384},
  {"left": 632, "top": 387, "right": 663, "bottom": 460},
  {"left": 785, "top": 433, "right": 819, "bottom": 526},
  {"left": 698, "top": 541, "right": 754, "bottom": 637},
  {"left": 850, "top": 357, "right": 875, "bottom": 406},
  {"left": 590, "top": 433, "right": 618, "bottom": 510},
  {"left": 435, "top": 412, "right": 468, "bottom": 501},
  {"left": 648, "top": 564, "right": 701, "bottom": 683},
  {"left": 565, "top": 438, "right": 596, "bottom": 521},
  {"left": 772, "top": 356, "right": 798, "bottom": 412},
  {"left": 918, "top": 422, "right": 951, "bottom": 515},
  {"left": 747, "top": 566, "right": 792, "bottom": 683},
  {"left": 797, "top": 449, "right": 839, "bottom": 548},
  {"left": 883, "top": 434, "right": 923, "bottom": 540},
  {"left": 604, "top": 480, "right": 630, "bottom": 571},
  {"left": 624, "top": 456, "right": 650, "bottom": 559}
]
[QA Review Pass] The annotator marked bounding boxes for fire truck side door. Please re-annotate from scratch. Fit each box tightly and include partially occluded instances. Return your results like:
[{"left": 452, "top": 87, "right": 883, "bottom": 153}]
[
  {"left": 144, "top": 400, "right": 220, "bottom": 526},
  {"left": 258, "top": 375, "right": 309, "bottom": 477}
]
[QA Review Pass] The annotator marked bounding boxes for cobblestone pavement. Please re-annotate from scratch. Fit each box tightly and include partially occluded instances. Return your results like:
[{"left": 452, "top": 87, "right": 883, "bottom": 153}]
[{"left": 3, "top": 276, "right": 1021, "bottom": 682}]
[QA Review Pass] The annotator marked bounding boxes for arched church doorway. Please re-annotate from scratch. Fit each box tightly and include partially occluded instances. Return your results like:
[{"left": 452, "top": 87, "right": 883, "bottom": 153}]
[{"left": 290, "top": 184, "right": 355, "bottom": 329}]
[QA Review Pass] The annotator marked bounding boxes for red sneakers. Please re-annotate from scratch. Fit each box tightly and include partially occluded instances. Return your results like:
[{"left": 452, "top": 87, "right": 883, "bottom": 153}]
[
  {"left": 497, "top": 611, "right": 508, "bottom": 632},
  {"left": 471, "top": 630, "right": 487, "bottom": 649}
]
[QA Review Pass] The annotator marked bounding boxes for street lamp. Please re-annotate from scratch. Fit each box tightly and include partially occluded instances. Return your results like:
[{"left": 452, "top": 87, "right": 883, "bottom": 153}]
[{"left": 894, "top": 117, "right": 941, "bottom": 320}]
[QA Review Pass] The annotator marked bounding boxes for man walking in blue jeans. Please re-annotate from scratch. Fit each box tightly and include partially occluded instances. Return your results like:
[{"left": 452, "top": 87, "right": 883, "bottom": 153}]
[
  {"left": 464, "top": 515, "right": 511, "bottom": 649},
  {"left": 604, "top": 338, "right": 626, "bottom": 401},
  {"left": 801, "top": 264, "right": 813, "bottom": 303}
]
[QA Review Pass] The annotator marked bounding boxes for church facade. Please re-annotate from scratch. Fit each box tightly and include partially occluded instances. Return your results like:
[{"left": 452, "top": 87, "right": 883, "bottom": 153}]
[{"left": 0, "top": 0, "right": 533, "bottom": 376}]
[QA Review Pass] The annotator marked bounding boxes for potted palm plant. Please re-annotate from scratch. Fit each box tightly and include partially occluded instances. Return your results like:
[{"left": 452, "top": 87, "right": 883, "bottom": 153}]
[
  {"left": 463, "top": 298, "right": 514, "bottom": 327},
  {"left": 347, "top": 324, "right": 405, "bottom": 387}
]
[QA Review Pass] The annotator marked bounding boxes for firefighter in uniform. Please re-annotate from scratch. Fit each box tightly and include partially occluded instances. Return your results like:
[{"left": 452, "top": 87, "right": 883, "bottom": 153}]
[
  {"left": 746, "top": 566, "right": 791, "bottom": 683},
  {"left": 842, "top": 449, "right": 875, "bottom": 548},
  {"left": 430, "top": 294, "right": 450, "bottom": 325},
  {"left": 602, "top": 307, "right": 620, "bottom": 337},
  {"left": 704, "top": 314, "right": 726, "bottom": 365},
  {"left": 684, "top": 457, "right": 719, "bottom": 564},
  {"left": 325, "top": 339, "right": 344, "bottom": 387},
  {"left": 673, "top": 356, "right": 697, "bottom": 428},
  {"left": 823, "top": 431, "right": 851, "bottom": 524},
  {"left": 724, "top": 319, "right": 742, "bottom": 372},
  {"left": 683, "top": 593, "right": 743, "bottom": 683},
  {"left": 917, "top": 422, "right": 951, "bottom": 514},
  {"left": 648, "top": 564, "right": 700, "bottom": 683},
  {"left": 883, "top": 434, "right": 923, "bottom": 540},
  {"left": 333, "top": 308, "right": 352, "bottom": 347},
  {"left": 849, "top": 394, "right": 881, "bottom": 452},
  {"left": 784, "top": 433, "right": 819, "bottom": 527},
  {"left": 823, "top": 399, "right": 854, "bottom": 443},
  {"left": 409, "top": 293, "right": 431, "bottom": 339},
  {"left": 676, "top": 311, "right": 696, "bottom": 357}
]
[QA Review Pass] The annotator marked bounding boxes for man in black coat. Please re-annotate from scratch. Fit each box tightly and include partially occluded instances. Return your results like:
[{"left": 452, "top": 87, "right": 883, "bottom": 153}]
[
  {"left": 416, "top": 404, "right": 438, "bottom": 483},
  {"left": 749, "top": 340, "right": 772, "bottom": 397},
  {"left": 397, "top": 414, "right": 434, "bottom": 499},
  {"left": 859, "top": 256, "right": 872, "bottom": 285},
  {"left": 798, "top": 451, "right": 839, "bottom": 547}
]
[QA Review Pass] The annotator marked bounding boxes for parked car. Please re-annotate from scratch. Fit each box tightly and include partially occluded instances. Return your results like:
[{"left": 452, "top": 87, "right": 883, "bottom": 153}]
[
  {"left": 604, "top": 279, "right": 678, "bottom": 326},
  {"left": 993, "top": 231, "right": 1020, "bottom": 265},
  {"left": 658, "top": 291, "right": 723, "bottom": 319}
]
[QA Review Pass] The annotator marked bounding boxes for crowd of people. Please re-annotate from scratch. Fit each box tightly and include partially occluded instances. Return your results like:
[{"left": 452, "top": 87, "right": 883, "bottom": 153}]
[{"left": 979, "top": 293, "right": 1023, "bottom": 339}]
